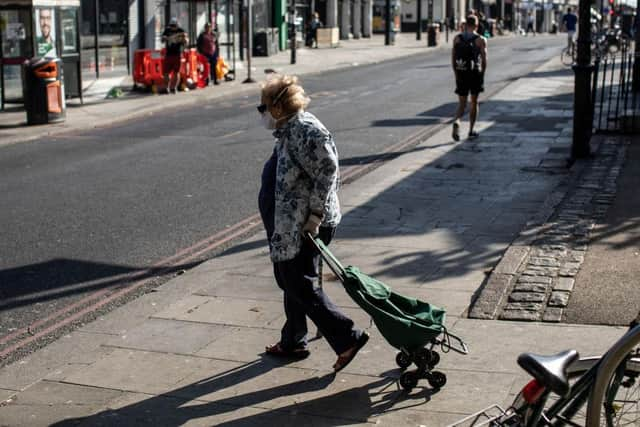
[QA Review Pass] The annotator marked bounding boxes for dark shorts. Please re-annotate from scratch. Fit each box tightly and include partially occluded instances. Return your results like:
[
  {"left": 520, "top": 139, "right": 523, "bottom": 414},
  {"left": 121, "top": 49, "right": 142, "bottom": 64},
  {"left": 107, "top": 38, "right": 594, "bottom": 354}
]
[
  {"left": 455, "top": 71, "right": 484, "bottom": 97},
  {"left": 163, "top": 55, "right": 182, "bottom": 75}
]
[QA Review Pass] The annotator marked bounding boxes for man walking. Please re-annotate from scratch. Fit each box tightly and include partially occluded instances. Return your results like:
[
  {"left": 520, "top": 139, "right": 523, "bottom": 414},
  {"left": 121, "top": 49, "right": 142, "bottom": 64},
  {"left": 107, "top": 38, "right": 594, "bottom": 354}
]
[
  {"left": 310, "top": 12, "right": 322, "bottom": 48},
  {"left": 451, "top": 15, "right": 488, "bottom": 141},
  {"left": 162, "top": 17, "right": 188, "bottom": 94},
  {"left": 562, "top": 8, "right": 578, "bottom": 55},
  {"left": 526, "top": 12, "right": 536, "bottom": 36},
  {"left": 197, "top": 23, "right": 219, "bottom": 85}
]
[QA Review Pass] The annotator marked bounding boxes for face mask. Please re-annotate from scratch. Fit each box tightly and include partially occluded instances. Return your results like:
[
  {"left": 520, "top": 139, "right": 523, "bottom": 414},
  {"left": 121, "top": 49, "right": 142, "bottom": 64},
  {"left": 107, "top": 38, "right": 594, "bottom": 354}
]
[{"left": 261, "top": 111, "right": 277, "bottom": 130}]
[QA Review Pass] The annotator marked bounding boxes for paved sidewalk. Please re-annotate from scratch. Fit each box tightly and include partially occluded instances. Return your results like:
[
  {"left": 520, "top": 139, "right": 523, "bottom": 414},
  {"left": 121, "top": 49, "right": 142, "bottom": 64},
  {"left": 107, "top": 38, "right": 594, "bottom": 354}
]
[
  {"left": 0, "top": 33, "right": 453, "bottom": 148},
  {"left": 564, "top": 134, "right": 640, "bottom": 325},
  {"left": 0, "top": 54, "right": 628, "bottom": 426}
]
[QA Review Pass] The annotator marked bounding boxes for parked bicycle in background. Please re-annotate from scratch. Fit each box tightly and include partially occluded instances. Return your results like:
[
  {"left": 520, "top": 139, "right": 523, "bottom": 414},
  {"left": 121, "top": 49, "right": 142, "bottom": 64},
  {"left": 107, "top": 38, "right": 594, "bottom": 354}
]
[{"left": 450, "top": 312, "right": 640, "bottom": 426}]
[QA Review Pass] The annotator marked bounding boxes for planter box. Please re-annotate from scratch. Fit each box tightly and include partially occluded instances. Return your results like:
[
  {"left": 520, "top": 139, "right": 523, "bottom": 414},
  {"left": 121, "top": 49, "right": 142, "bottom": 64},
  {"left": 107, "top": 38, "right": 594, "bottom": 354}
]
[{"left": 316, "top": 27, "right": 340, "bottom": 48}]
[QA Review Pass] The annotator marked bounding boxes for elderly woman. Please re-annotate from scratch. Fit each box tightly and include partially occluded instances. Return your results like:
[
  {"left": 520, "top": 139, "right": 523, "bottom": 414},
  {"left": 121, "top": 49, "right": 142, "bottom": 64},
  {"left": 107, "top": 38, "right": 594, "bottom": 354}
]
[{"left": 257, "top": 75, "right": 368, "bottom": 372}]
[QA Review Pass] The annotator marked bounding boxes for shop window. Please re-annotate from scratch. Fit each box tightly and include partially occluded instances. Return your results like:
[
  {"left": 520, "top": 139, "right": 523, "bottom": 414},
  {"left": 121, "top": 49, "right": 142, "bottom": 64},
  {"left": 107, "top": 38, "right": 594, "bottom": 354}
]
[
  {"left": 60, "top": 8, "right": 79, "bottom": 54},
  {"left": 1, "top": 9, "right": 33, "bottom": 103}
]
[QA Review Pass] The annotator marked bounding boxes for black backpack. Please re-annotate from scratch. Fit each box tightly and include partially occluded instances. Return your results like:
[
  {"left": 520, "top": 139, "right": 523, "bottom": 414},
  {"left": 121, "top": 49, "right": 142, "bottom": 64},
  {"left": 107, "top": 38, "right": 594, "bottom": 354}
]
[{"left": 454, "top": 34, "right": 480, "bottom": 72}]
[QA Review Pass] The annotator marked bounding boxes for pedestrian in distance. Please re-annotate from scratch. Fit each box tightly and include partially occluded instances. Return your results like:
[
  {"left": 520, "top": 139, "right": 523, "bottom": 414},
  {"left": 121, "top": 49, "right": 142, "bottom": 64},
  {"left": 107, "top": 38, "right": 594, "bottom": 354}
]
[
  {"left": 562, "top": 8, "right": 578, "bottom": 55},
  {"left": 451, "top": 14, "right": 488, "bottom": 141},
  {"left": 461, "top": 9, "right": 476, "bottom": 31},
  {"left": 526, "top": 12, "right": 536, "bottom": 36},
  {"left": 477, "top": 11, "right": 487, "bottom": 37},
  {"left": 310, "top": 12, "right": 323, "bottom": 48},
  {"left": 197, "top": 23, "right": 220, "bottom": 86},
  {"left": 257, "top": 74, "right": 369, "bottom": 372},
  {"left": 162, "top": 17, "right": 188, "bottom": 94}
]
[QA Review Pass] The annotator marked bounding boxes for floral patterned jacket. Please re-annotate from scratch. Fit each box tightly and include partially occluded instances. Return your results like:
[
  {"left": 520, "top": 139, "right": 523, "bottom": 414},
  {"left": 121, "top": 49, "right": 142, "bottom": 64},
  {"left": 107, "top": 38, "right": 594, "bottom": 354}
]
[{"left": 270, "top": 111, "right": 341, "bottom": 262}]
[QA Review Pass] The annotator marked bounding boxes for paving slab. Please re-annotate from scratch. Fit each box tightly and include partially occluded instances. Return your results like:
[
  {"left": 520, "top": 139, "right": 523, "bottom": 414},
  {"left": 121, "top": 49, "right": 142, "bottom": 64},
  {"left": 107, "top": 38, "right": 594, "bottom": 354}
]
[
  {"left": 192, "top": 272, "right": 282, "bottom": 302},
  {"left": 62, "top": 348, "right": 241, "bottom": 395},
  {"left": 0, "top": 331, "right": 113, "bottom": 392},
  {"left": 104, "top": 317, "right": 229, "bottom": 355},
  {"left": 420, "top": 269, "right": 490, "bottom": 293},
  {"left": 0, "top": 381, "right": 124, "bottom": 427},
  {"left": 151, "top": 294, "right": 284, "bottom": 328},
  {"left": 440, "top": 318, "right": 625, "bottom": 374}
]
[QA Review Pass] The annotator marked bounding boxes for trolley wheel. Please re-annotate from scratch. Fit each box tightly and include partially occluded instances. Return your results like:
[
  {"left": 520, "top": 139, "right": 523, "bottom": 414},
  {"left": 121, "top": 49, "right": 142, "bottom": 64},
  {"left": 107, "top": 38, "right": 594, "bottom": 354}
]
[
  {"left": 400, "top": 371, "right": 419, "bottom": 390},
  {"left": 415, "top": 349, "right": 440, "bottom": 368},
  {"left": 428, "top": 371, "right": 447, "bottom": 389},
  {"left": 396, "top": 352, "right": 412, "bottom": 369},
  {"left": 428, "top": 350, "right": 441, "bottom": 367}
]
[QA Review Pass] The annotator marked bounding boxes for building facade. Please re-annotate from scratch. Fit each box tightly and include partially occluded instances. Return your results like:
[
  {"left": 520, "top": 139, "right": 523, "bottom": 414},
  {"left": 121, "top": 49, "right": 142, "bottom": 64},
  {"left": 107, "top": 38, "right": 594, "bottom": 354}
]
[{"left": 1, "top": 0, "right": 372, "bottom": 107}]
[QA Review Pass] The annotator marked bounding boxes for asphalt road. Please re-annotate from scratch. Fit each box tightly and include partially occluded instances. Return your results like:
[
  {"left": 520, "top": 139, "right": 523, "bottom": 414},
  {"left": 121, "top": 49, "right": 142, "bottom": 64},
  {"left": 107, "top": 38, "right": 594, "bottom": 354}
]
[{"left": 0, "top": 35, "right": 562, "bottom": 363}]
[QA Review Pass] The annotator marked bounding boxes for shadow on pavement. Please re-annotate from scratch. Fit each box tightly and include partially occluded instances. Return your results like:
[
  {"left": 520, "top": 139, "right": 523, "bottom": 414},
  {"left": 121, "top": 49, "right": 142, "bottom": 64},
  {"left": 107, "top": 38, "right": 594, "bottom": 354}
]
[
  {"left": 0, "top": 258, "right": 199, "bottom": 312},
  {"left": 51, "top": 358, "right": 432, "bottom": 426},
  {"left": 212, "top": 86, "right": 575, "bottom": 296}
]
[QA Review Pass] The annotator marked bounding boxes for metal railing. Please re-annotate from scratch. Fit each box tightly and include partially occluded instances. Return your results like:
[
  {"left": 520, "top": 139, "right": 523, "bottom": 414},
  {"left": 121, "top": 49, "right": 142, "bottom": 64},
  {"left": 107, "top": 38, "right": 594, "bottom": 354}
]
[{"left": 592, "top": 41, "right": 640, "bottom": 134}]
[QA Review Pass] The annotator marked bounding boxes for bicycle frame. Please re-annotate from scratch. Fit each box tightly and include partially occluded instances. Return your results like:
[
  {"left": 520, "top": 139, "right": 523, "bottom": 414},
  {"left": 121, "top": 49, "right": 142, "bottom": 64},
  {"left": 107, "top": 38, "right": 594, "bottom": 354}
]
[
  {"left": 449, "top": 318, "right": 640, "bottom": 427},
  {"left": 519, "top": 322, "right": 640, "bottom": 427},
  {"left": 515, "top": 357, "right": 601, "bottom": 427}
]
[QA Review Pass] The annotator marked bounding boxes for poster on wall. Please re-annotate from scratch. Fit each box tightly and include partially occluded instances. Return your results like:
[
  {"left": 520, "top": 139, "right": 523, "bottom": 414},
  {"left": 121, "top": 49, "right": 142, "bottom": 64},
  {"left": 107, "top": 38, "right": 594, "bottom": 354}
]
[{"left": 36, "top": 8, "right": 57, "bottom": 57}]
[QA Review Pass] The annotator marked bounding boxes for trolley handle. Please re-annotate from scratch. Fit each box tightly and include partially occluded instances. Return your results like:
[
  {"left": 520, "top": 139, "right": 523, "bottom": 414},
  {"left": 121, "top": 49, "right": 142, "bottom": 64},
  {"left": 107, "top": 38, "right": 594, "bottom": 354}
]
[
  {"left": 305, "top": 232, "right": 347, "bottom": 282},
  {"left": 438, "top": 330, "right": 469, "bottom": 355}
]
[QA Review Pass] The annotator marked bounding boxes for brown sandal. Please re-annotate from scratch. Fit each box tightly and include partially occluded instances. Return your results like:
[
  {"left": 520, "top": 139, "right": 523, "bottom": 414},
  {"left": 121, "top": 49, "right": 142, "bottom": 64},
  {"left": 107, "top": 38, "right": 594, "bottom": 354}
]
[
  {"left": 265, "top": 343, "right": 310, "bottom": 360},
  {"left": 333, "top": 332, "right": 369, "bottom": 372}
]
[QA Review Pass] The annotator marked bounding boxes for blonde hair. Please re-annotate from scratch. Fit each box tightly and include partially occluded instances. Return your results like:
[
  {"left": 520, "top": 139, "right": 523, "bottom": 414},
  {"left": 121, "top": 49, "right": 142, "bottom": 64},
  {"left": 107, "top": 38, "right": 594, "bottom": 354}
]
[{"left": 261, "top": 74, "right": 310, "bottom": 115}]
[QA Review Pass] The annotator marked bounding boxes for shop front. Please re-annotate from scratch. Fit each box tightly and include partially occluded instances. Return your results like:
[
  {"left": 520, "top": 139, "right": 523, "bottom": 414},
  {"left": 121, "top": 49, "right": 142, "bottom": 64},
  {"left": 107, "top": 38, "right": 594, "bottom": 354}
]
[
  {"left": 1, "top": 0, "right": 81, "bottom": 109},
  {"left": 161, "top": 0, "right": 239, "bottom": 74}
]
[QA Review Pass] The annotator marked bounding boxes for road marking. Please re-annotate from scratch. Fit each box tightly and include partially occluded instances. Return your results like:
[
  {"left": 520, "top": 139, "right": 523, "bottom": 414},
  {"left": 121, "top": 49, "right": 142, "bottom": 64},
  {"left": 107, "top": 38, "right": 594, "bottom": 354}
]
[
  {"left": 0, "top": 214, "right": 260, "bottom": 351},
  {"left": 219, "top": 130, "right": 245, "bottom": 139},
  {"left": 0, "top": 218, "right": 264, "bottom": 360}
]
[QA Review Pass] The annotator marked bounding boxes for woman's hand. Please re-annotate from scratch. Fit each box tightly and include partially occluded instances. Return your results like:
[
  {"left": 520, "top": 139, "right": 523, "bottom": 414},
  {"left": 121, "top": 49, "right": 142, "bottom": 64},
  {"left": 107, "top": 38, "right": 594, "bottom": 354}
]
[{"left": 303, "top": 213, "right": 323, "bottom": 237}]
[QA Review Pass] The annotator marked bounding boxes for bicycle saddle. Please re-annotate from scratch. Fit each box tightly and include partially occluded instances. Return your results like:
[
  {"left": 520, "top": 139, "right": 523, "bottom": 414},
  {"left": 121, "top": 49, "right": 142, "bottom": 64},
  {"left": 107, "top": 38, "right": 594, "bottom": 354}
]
[{"left": 517, "top": 349, "right": 579, "bottom": 397}]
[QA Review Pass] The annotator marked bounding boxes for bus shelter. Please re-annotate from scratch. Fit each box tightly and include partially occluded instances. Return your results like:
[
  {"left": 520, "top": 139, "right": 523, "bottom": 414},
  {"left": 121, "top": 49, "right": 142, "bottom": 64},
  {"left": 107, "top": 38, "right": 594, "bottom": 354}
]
[{"left": 1, "top": 0, "right": 81, "bottom": 110}]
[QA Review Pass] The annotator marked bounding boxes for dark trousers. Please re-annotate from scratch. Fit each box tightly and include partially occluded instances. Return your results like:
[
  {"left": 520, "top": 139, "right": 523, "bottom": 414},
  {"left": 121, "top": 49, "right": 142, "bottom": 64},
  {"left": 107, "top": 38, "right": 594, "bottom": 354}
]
[
  {"left": 273, "top": 227, "right": 360, "bottom": 355},
  {"left": 206, "top": 53, "right": 219, "bottom": 84}
]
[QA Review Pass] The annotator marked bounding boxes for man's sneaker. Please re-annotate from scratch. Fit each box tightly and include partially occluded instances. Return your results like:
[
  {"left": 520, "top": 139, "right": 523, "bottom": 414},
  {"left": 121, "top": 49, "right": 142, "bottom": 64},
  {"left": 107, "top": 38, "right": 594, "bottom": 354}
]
[
  {"left": 452, "top": 121, "right": 460, "bottom": 142},
  {"left": 468, "top": 131, "right": 479, "bottom": 140}
]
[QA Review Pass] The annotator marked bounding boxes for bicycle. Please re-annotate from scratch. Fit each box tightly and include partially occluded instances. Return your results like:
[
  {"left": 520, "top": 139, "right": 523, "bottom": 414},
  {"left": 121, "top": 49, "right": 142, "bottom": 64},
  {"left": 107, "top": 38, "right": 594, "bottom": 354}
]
[{"left": 449, "top": 312, "right": 640, "bottom": 426}]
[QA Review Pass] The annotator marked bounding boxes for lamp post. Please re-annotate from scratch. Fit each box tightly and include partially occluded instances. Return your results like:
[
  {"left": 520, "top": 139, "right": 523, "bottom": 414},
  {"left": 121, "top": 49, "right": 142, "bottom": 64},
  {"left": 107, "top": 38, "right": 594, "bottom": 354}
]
[
  {"left": 571, "top": 0, "right": 593, "bottom": 158},
  {"left": 385, "top": 0, "right": 391, "bottom": 45},
  {"left": 289, "top": 4, "right": 297, "bottom": 64},
  {"left": 243, "top": 0, "right": 256, "bottom": 83},
  {"left": 417, "top": 0, "right": 422, "bottom": 40}
]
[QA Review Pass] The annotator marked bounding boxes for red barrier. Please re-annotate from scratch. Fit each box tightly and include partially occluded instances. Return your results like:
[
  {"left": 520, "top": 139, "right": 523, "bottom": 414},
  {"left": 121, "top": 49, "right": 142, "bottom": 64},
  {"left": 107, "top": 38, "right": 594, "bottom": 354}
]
[
  {"left": 133, "top": 48, "right": 211, "bottom": 91},
  {"left": 181, "top": 48, "right": 200, "bottom": 89},
  {"left": 196, "top": 53, "right": 210, "bottom": 88},
  {"left": 133, "top": 49, "right": 165, "bottom": 90}
]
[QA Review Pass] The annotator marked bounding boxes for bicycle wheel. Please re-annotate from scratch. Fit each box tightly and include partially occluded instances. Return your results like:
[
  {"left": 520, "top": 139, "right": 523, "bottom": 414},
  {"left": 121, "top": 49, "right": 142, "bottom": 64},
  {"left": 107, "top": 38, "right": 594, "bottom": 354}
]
[{"left": 587, "top": 327, "right": 640, "bottom": 427}]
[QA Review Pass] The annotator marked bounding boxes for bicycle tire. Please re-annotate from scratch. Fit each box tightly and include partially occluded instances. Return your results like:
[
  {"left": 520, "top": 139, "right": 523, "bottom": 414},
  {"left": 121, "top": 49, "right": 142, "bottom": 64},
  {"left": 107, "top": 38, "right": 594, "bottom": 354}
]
[
  {"left": 561, "top": 49, "right": 574, "bottom": 66},
  {"left": 586, "top": 326, "right": 640, "bottom": 427}
]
